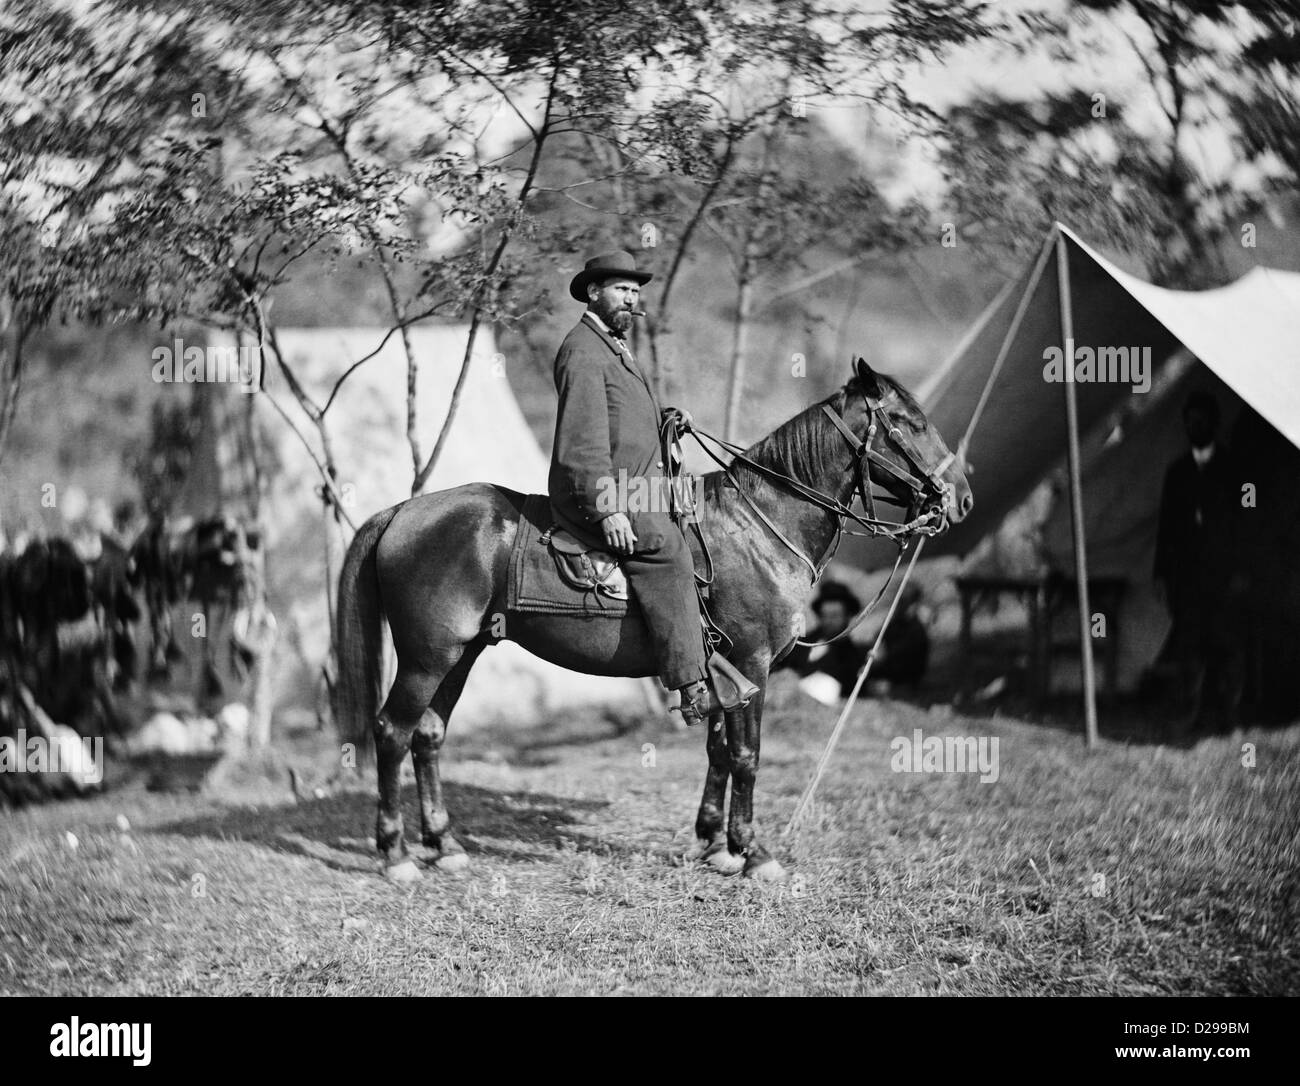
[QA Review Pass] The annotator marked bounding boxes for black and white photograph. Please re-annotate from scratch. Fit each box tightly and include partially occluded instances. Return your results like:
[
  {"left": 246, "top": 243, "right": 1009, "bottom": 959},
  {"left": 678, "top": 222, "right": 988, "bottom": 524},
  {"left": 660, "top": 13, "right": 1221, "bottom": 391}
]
[{"left": 0, "top": 0, "right": 1296, "bottom": 1034}]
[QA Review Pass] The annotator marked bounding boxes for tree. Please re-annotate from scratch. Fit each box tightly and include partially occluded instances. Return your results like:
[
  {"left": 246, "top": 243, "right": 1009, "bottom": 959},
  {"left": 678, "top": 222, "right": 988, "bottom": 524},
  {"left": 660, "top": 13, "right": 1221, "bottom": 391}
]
[
  {"left": 3, "top": 0, "right": 1000, "bottom": 726},
  {"left": 939, "top": 0, "right": 1300, "bottom": 286},
  {"left": 501, "top": 0, "right": 995, "bottom": 427},
  {"left": 1224, "top": 3, "right": 1300, "bottom": 181},
  {"left": 0, "top": 0, "right": 231, "bottom": 464}
]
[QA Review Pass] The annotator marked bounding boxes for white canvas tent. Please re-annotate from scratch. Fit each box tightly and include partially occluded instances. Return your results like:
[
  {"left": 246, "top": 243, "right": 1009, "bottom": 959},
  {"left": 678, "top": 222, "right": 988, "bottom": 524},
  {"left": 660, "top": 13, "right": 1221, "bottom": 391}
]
[
  {"left": 915, "top": 223, "right": 1300, "bottom": 735},
  {"left": 212, "top": 325, "right": 648, "bottom": 726}
]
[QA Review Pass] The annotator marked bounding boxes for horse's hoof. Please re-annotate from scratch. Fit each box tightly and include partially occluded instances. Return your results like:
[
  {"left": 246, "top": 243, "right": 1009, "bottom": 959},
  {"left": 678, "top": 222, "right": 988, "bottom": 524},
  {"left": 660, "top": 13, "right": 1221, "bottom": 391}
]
[
  {"left": 384, "top": 859, "right": 421, "bottom": 883},
  {"left": 745, "top": 858, "right": 788, "bottom": 882},
  {"left": 703, "top": 846, "right": 745, "bottom": 876},
  {"left": 434, "top": 850, "right": 470, "bottom": 874}
]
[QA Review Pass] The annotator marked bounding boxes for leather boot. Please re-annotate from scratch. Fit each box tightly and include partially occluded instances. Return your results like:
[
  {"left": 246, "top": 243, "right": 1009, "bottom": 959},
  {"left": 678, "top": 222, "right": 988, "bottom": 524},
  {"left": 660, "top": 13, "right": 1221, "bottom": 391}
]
[
  {"left": 677, "top": 653, "right": 759, "bottom": 727},
  {"left": 676, "top": 679, "right": 716, "bottom": 727}
]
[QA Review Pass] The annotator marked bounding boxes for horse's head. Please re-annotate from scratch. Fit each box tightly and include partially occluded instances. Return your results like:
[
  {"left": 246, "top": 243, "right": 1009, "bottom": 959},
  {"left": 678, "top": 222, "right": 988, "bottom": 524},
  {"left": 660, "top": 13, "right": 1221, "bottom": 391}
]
[{"left": 834, "top": 357, "right": 972, "bottom": 533}]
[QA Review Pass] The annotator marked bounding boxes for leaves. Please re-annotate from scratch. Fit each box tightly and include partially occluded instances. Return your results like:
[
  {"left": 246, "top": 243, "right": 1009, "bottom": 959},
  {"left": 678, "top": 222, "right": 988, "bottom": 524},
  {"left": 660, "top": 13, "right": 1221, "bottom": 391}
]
[{"left": 939, "top": 0, "right": 1299, "bottom": 288}]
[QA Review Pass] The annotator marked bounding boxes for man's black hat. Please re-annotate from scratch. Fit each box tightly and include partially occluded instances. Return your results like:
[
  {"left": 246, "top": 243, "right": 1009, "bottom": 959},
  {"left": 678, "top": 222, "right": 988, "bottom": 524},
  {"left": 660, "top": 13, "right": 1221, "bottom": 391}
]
[
  {"left": 812, "top": 580, "right": 862, "bottom": 616},
  {"left": 569, "top": 250, "right": 653, "bottom": 303}
]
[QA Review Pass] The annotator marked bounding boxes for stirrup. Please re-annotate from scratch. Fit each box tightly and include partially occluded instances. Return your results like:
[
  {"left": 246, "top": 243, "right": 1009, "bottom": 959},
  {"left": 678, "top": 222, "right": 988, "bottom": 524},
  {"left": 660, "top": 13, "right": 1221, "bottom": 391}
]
[
  {"left": 706, "top": 651, "right": 759, "bottom": 709},
  {"left": 677, "top": 681, "right": 715, "bottom": 727},
  {"left": 676, "top": 655, "right": 759, "bottom": 726}
]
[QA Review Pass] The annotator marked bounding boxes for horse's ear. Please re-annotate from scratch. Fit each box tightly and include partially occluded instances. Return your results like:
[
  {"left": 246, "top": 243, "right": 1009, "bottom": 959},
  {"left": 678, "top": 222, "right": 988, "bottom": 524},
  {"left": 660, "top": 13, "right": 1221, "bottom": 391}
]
[{"left": 854, "top": 356, "right": 882, "bottom": 399}]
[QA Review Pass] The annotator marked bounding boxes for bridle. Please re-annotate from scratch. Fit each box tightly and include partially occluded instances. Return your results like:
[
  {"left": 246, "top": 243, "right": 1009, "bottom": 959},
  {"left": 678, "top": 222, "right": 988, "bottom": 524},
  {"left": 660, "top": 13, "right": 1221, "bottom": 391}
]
[
  {"left": 684, "top": 386, "right": 957, "bottom": 570},
  {"left": 677, "top": 383, "right": 960, "bottom": 648},
  {"left": 819, "top": 388, "right": 959, "bottom": 541}
]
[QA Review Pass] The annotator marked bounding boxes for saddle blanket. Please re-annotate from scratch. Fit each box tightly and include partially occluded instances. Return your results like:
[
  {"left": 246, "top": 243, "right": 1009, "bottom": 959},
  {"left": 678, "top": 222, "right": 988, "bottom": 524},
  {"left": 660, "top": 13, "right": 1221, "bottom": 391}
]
[{"left": 508, "top": 494, "right": 633, "bottom": 617}]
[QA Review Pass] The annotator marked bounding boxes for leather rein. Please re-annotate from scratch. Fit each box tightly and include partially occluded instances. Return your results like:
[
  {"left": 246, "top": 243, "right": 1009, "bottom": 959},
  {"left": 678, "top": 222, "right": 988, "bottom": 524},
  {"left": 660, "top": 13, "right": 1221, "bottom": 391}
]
[{"left": 671, "top": 388, "right": 957, "bottom": 648}]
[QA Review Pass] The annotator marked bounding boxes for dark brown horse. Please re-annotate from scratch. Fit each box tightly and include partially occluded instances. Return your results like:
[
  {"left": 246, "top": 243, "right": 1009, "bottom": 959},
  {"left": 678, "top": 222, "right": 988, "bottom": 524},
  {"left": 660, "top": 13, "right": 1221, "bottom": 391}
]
[{"left": 335, "top": 358, "right": 972, "bottom": 882}]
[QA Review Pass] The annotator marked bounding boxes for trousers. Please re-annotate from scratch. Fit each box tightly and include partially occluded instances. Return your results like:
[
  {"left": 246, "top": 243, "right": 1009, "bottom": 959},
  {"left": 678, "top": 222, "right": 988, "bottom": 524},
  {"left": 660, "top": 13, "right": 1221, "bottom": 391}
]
[
  {"left": 1168, "top": 586, "right": 1245, "bottom": 730},
  {"left": 621, "top": 514, "right": 709, "bottom": 689}
]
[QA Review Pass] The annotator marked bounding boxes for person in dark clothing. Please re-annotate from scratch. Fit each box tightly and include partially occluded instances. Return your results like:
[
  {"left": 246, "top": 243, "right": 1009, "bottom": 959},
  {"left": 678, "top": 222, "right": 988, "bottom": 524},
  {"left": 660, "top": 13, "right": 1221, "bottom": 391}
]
[
  {"left": 1153, "top": 390, "right": 1248, "bottom": 732},
  {"left": 782, "top": 580, "right": 933, "bottom": 700},
  {"left": 871, "top": 582, "right": 930, "bottom": 689},
  {"left": 781, "top": 582, "right": 868, "bottom": 699},
  {"left": 548, "top": 250, "right": 755, "bottom": 725}
]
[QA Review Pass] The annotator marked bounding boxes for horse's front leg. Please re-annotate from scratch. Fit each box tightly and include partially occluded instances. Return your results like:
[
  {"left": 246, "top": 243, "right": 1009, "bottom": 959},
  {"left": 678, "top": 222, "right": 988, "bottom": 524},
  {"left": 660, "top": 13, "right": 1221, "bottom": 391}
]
[
  {"left": 725, "top": 684, "right": 787, "bottom": 881},
  {"left": 691, "top": 711, "right": 742, "bottom": 874}
]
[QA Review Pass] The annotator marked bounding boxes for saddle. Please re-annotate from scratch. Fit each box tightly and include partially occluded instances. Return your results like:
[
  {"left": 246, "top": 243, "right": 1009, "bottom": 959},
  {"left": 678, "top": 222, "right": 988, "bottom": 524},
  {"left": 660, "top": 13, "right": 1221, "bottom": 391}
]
[
  {"left": 536, "top": 520, "right": 755, "bottom": 719},
  {"left": 539, "top": 526, "right": 629, "bottom": 601}
]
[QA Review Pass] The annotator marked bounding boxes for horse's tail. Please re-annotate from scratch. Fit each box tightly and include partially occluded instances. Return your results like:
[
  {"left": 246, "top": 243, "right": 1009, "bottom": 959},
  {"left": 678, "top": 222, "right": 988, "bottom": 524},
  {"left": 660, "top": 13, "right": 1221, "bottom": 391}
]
[{"left": 333, "top": 505, "right": 400, "bottom": 765}]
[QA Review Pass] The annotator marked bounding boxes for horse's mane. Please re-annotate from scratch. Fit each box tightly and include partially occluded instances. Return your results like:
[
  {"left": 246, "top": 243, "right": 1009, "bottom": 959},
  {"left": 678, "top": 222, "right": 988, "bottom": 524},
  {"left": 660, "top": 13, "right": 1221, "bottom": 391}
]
[{"left": 704, "top": 371, "right": 918, "bottom": 499}]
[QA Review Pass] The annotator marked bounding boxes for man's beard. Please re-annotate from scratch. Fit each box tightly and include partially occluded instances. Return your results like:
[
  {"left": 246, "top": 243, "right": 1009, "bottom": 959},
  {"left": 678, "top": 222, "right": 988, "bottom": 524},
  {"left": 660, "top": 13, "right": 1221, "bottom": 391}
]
[{"left": 592, "top": 296, "right": 635, "bottom": 337}]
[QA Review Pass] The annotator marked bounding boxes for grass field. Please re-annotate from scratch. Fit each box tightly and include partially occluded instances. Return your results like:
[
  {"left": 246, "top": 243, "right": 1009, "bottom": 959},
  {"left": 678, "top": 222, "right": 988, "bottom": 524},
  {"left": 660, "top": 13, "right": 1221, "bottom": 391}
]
[{"left": 1, "top": 679, "right": 1296, "bottom": 996}]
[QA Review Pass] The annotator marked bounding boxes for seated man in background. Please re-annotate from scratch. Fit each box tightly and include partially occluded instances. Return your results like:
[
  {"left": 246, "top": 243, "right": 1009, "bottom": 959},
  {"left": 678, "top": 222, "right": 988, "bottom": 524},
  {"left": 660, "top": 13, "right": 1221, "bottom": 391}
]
[
  {"left": 783, "top": 581, "right": 866, "bottom": 703},
  {"left": 869, "top": 583, "right": 930, "bottom": 693},
  {"left": 780, "top": 580, "right": 932, "bottom": 704}
]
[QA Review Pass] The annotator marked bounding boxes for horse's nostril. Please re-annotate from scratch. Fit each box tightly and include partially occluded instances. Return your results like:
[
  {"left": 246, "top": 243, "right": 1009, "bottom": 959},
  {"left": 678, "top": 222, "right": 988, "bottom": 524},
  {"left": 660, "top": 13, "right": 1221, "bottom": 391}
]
[{"left": 960, "top": 492, "right": 974, "bottom": 516}]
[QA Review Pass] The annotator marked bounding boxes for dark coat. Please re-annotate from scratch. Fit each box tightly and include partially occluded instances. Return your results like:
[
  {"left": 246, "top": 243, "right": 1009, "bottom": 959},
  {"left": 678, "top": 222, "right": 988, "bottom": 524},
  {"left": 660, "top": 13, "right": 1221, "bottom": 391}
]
[
  {"left": 781, "top": 637, "right": 867, "bottom": 698},
  {"left": 1153, "top": 446, "right": 1246, "bottom": 610},
  {"left": 779, "top": 613, "right": 930, "bottom": 695},
  {"left": 548, "top": 314, "right": 672, "bottom": 551}
]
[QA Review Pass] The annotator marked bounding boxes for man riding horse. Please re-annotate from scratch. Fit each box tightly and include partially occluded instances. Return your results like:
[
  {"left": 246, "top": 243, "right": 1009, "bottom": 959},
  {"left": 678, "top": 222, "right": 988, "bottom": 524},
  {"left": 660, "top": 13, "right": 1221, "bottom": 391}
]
[
  {"left": 549, "top": 250, "right": 756, "bottom": 726},
  {"left": 333, "top": 250, "right": 972, "bottom": 881}
]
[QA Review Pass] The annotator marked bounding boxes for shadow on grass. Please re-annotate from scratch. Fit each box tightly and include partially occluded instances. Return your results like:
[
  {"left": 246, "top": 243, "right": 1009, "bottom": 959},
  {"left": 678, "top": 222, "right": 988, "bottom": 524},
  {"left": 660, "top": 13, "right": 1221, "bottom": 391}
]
[
  {"left": 452, "top": 707, "right": 662, "bottom": 767},
  {"left": 149, "top": 780, "right": 613, "bottom": 873}
]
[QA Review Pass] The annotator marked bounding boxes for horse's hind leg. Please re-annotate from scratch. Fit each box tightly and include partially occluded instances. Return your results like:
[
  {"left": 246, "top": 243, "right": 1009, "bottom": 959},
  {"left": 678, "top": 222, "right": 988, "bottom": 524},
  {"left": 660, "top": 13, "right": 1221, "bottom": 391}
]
[
  {"left": 375, "top": 664, "right": 442, "bottom": 881},
  {"left": 412, "top": 641, "right": 484, "bottom": 874}
]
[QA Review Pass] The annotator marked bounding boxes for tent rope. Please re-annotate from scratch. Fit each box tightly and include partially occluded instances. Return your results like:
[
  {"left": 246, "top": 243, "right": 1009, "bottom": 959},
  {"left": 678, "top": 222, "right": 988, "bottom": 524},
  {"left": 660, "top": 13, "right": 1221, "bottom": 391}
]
[{"left": 783, "top": 535, "right": 927, "bottom": 836}]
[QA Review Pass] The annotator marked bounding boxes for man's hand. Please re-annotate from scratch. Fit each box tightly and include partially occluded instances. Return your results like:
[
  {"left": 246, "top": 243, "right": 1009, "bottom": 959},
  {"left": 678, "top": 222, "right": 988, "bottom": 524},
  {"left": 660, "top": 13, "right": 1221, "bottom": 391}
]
[
  {"left": 663, "top": 406, "right": 694, "bottom": 432},
  {"left": 601, "top": 512, "right": 638, "bottom": 555}
]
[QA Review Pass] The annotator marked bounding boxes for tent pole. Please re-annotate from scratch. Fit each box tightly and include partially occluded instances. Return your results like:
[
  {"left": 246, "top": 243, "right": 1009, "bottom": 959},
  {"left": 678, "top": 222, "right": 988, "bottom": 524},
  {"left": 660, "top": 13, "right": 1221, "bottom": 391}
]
[{"left": 1056, "top": 230, "right": 1100, "bottom": 747}]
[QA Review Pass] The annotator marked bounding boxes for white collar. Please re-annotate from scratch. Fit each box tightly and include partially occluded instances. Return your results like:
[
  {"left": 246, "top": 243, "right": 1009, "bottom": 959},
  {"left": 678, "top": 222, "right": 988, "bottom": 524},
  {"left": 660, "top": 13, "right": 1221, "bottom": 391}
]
[{"left": 1192, "top": 443, "right": 1215, "bottom": 467}]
